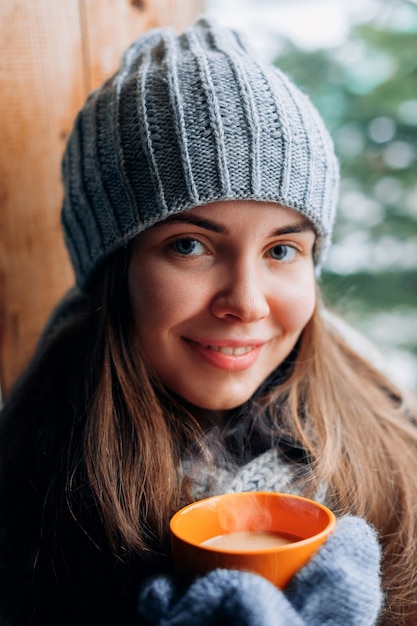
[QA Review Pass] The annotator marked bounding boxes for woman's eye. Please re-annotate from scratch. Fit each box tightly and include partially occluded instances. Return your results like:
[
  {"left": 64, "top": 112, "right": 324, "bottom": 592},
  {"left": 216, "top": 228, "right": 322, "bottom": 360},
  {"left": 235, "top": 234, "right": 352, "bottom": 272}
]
[
  {"left": 269, "top": 244, "right": 296, "bottom": 262},
  {"left": 170, "top": 238, "right": 205, "bottom": 256}
]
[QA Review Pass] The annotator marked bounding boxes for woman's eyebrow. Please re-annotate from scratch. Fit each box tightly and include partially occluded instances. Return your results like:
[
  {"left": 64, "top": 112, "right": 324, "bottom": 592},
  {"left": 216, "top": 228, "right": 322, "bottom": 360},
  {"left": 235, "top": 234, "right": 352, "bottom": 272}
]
[
  {"left": 156, "top": 214, "right": 315, "bottom": 237},
  {"left": 271, "top": 222, "right": 315, "bottom": 237},
  {"left": 155, "top": 214, "right": 227, "bottom": 233}
]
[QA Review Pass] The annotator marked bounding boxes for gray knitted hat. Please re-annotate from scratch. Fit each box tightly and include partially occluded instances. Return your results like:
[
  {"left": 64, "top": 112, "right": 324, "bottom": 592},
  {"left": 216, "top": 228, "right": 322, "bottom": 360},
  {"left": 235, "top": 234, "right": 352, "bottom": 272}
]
[{"left": 62, "top": 17, "right": 339, "bottom": 290}]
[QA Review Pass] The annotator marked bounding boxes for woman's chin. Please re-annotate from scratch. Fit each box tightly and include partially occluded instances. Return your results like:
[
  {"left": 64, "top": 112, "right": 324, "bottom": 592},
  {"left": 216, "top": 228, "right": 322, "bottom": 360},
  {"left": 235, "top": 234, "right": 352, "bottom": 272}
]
[{"left": 178, "top": 390, "right": 254, "bottom": 415}]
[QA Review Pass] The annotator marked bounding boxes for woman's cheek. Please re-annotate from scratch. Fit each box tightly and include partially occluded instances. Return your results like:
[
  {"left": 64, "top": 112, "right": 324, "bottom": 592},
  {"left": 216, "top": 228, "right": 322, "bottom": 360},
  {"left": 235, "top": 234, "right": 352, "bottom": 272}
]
[{"left": 273, "top": 279, "right": 316, "bottom": 333}]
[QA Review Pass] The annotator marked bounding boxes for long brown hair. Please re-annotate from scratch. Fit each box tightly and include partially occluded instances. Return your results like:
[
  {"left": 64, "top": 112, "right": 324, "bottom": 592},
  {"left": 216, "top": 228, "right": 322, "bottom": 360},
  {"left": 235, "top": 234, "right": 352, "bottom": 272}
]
[
  {"left": 2, "top": 248, "right": 417, "bottom": 624},
  {"left": 278, "top": 306, "right": 417, "bottom": 624}
]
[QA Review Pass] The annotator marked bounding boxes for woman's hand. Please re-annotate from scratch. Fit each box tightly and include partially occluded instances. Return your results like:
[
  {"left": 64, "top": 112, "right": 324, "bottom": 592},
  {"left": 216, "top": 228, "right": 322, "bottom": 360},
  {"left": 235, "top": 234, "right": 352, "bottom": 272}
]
[{"left": 137, "top": 516, "right": 383, "bottom": 625}]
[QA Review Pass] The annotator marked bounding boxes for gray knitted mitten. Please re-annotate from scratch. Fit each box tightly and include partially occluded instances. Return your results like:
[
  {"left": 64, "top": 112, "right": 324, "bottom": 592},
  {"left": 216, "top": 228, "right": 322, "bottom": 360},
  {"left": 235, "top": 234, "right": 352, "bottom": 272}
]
[
  {"left": 286, "top": 515, "right": 383, "bottom": 625},
  {"left": 137, "top": 515, "right": 383, "bottom": 625}
]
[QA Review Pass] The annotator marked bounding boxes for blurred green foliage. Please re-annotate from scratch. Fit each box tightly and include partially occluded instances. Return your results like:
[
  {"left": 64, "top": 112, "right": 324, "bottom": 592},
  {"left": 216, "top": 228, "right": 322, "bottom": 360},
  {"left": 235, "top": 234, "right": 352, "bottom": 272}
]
[{"left": 274, "top": 0, "right": 417, "bottom": 383}]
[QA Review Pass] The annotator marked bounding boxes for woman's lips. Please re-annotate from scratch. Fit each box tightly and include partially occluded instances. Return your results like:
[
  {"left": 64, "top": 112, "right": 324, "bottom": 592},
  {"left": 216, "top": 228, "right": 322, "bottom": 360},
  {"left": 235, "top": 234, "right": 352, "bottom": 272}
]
[{"left": 184, "top": 339, "right": 264, "bottom": 371}]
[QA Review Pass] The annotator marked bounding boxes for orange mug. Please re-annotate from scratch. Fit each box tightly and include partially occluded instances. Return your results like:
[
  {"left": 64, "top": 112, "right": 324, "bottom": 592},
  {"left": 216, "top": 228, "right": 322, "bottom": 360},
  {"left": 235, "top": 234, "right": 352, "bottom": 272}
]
[{"left": 170, "top": 491, "right": 336, "bottom": 589}]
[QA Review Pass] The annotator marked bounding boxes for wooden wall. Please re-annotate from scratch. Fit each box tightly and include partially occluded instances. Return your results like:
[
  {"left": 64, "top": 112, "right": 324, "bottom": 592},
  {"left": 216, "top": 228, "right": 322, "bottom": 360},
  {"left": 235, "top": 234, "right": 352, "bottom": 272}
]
[{"left": 0, "top": 0, "right": 204, "bottom": 399}]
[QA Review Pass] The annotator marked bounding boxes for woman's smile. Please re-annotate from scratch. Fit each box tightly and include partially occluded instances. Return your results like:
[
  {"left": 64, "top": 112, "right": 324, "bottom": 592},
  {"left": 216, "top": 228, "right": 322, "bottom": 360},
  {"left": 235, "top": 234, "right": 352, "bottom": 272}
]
[
  {"left": 183, "top": 338, "right": 266, "bottom": 371},
  {"left": 128, "top": 200, "right": 316, "bottom": 412}
]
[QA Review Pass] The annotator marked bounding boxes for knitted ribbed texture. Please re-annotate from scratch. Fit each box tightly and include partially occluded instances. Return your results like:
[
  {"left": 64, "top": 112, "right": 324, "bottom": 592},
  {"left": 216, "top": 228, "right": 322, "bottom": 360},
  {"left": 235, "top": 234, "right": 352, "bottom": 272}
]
[{"left": 61, "top": 17, "right": 339, "bottom": 290}]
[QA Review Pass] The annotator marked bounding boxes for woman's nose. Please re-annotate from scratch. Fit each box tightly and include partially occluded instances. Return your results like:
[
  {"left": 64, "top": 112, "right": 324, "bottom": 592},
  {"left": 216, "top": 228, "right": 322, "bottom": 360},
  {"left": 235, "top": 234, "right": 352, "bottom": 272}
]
[{"left": 210, "top": 261, "right": 270, "bottom": 323}]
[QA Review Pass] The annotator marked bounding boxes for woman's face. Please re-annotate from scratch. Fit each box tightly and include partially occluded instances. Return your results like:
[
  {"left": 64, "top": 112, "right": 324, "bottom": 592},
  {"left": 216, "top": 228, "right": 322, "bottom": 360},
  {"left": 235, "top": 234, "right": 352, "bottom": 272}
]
[{"left": 128, "top": 201, "right": 316, "bottom": 412}]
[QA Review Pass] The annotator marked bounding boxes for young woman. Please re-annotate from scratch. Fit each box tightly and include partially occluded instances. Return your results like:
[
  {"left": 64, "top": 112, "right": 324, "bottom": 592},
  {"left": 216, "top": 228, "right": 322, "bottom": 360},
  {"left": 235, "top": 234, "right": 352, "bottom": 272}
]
[{"left": 1, "top": 17, "right": 416, "bottom": 625}]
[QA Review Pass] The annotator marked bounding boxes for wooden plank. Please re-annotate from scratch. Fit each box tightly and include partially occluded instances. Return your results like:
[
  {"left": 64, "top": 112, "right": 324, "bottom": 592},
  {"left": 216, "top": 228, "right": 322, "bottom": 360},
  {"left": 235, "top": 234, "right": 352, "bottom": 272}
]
[
  {"left": 0, "top": 1, "right": 85, "bottom": 399},
  {"left": 81, "top": 0, "right": 205, "bottom": 91},
  {"left": 0, "top": 0, "right": 204, "bottom": 399}
]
